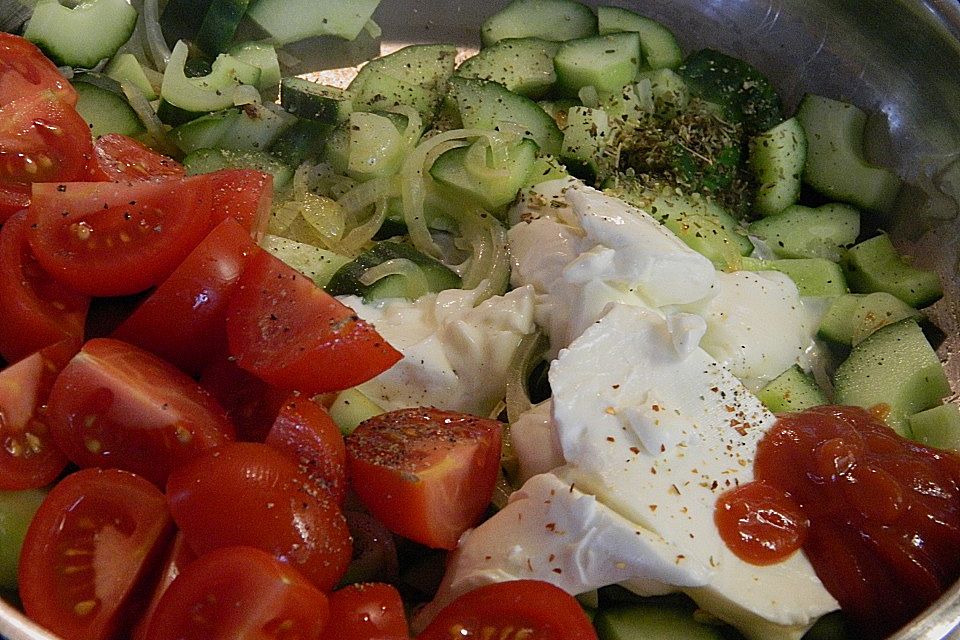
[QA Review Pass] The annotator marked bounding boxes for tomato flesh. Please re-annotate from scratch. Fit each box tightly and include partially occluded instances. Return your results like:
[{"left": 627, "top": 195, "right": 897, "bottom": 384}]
[
  {"left": 167, "top": 442, "right": 353, "bottom": 591},
  {"left": 112, "top": 218, "right": 260, "bottom": 375},
  {"left": 0, "top": 210, "right": 89, "bottom": 363},
  {"left": 88, "top": 133, "right": 185, "bottom": 182},
  {"left": 265, "top": 392, "right": 348, "bottom": 505},
  {"left": 0, "top": 34, "right": 76, "bottom": 107},
  {"left": 226, "top": 249, "right": 402, "bottom": 395},
  {"left": 46, "top": 338, "right": 235, "bottom": 486},
  {"left": 19, "top": 467, "right": 173, "bottom": 640},
  {"left": 418, "top": 580, "right": 598, "bottom": 640},
  {"left": 345, "top": 408, "right": 503, "bottom": 549},
  {"left": 321, "top": 582, "right": 410, "bottom": 640}
]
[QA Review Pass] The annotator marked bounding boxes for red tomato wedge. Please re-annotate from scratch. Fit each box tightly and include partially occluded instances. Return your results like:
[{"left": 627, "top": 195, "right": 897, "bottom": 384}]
[
  {"left": 226, "top": 249, "right": 402, "bottom": 395},
  {"left": 0, "top": 33, "right": 76, "bottom": 107},
  {"left": 26, "top": 169, "right": 272, "bottom": 297},
  {"left": 0, "top": 91, "right": 92, "bottom": 221},
  {"left": 46, "top": 338, "right": 235, "bottom": 486},
  {"left": 198, "top": 353, "right": 286, "bottom": 442},
  {"left": 166, "top": 442, "right": 353, "bottom": 591},
  {"left": 88, "top": 133, "right": 185, "bottom": 182},
  {"left": 266, "top": 392, "right": 348, "bottom": 504},
  {"left": 321, "top": 582, "right": 410, "bottom": 640},
  {"left": 0, "top": 210, "right": 89, "bottom": 363},
  {"left": 19, "top": 467, "right": 174, "bottom": 640},
  {"left": 112, "top": 218, "right": 260, "bottom": 375},
  {"left": 131, "top": 532, "right": 196, "bottom": 640},
  {"left": 0, "top": 339, "right": 75, "bottom": 489},
  {"left": 142, "top": 546, "right": 330, "bottom": 640},
  {"left": 345, "top": 408, "right": 502, "bottom": 549},
  {"left": 418, "top": 580, "right": 598, "bottom": 640}
]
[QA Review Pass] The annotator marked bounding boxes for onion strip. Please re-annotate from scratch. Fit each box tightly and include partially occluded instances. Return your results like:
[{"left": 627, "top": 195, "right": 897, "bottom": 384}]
[{"left": 140, "top": 0, "right": 171, "bottom": 71}]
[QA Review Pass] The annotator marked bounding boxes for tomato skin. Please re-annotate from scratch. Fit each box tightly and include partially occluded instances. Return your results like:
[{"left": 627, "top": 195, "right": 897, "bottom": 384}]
[
  {"left": 88, "top": 133, "right": 185, "bottom": 181},
  {"left": 0, "top": 34, "right": 76, "bottom": 107},
  {"left": 226, "top": 250, "right": 402, "bottom": 395},
  {"left": 0, "top": 339, "right": 75, "bottom": 489},
  {"left": 19, "top": 467, "right": 174, "bottom": 640},
  {"left": 0, "top": 210, "right": 89, "bottom": 363},
  {"left": 46, "top": 338, "right": 235, "bottom": 486},
  {"left": 142, "top": 545, "right": 330, "bottom": 640},
  {"left": 345, "top": 408, "right": 502, "bottom": 549},
  {"left": 208, "top": 168, "right": 273, "bottom": 242},
  {"left": 321, "top": 583, "right": 409, "bottom": 640},
  {"left": 112, "top": 218, "right": 260, "bottom": 375},
  {"left": 418, "top": 580, "right": 598, "bottom": 640},
  {"left": 131, "top": 532, "right": 196, "bottom": 640},
  {"left": 198, "top": 353, "right": 287, "bottom": 442},
  {"left": 0, "top": 181, "right": 29, "bottom": 220},
  {"left": 0, "top": 91, "right": 92, "bottom": 222},
  {"left": 167, "top": 442, "right": 353, "bottom": 592},
  {"left": 266, "top": 392, "right": 348, "bottom": 505}
]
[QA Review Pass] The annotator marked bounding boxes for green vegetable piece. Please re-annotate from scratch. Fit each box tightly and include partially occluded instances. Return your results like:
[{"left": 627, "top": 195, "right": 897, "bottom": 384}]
[
  {"left": 842, "top": 233, "right": 943, "bottom": 308},
  {"left": 908, "top": 403, "right": 960, "bottom": 451},
  {"left": 554, "top": 32, "right": 642, "bottom": 95},
  {"left": 678, "top": 48, "right": 783, "bottom": 133},
  {"left": 325, "top": 241, "right": 462, "bottom": 302},
  {"left": 749, "top": 117, "right": 806, "bottom": 217},
  {"left": 756, "top": 365, "right": 827, "bottom": 413},
  {"left": 817, "top": 292, "right": 921, "bottom": 346},
  {"left": 0, "top": 488, "right": 47, "bottom": 591},
  {"left": 480, "top": 0, "right": 598, "bottom": 47},
  {"left": 71, "top": 74, "right": 145, "bottom": 139},
  {"left": 24, "top": 0, "right": 137, "bottom": 68},
  {"left": 104, "top": 53, "right": 159, "bottom": 101},
  {"left": 748, "top": 203, "right": 860, "bottom": 261},
  {"left": 328, "top": 388, "right": 384, "bottom": 436},
  {"left": 456, "top": 38, "right": 561, "bottom": 99},
  {"left": 596, "top": 5, "right": 683, "bottom": 70},
  {"left": 228, "top": 42, "right": 282, "bottom": 94},
  {"left": 246, "top": 0, "right": 381, "bottom": 45},
  {"left": 280, "top": 78, "right": 353, "bottom": 124},
  {"left": 740, "top": 256, "right": 848, "bottom": 297},
  {"left": 183, "top": 148, "right": 294, "bottom": 189},
  {"left": 196, "top": 0, "right": 250, "bottom": 55},
  {"left": 430, "top": 137, "right": 539, "bottom": 212},
  {"left": 349, "top": 44, "right": 458, "bottom": 120},
  {"left": 259, "top": 234, "right": 351, "bottom": 288},
  {"left": 594, "top": 601, "right": 728, "bottom": 640},
  {"left": 833, "top": 319, "right": 951, "bottom": 437}
]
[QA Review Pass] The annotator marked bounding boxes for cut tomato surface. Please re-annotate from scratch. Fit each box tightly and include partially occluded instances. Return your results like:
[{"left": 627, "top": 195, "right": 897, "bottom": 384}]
[
  {"left": 166, "top": 442, "right": 353, "bottom": 592},
  {"left": 46, "top": 338, "right": 235, "bottom": 486},
  {"left": 88, "top": 133, "right": 185, "bottom": 182},
  {"left": 131, "top": 532, "right": 196, "bottom": 640},
  {"left": 112, "top": 218, "right": 260, "bottom": 375},
  {"left": 0, "top": 339, "right": 76, "bottom": 489},
  {"left": 26, "top": 169, "right": 271, "bottom": 297},
  {"left": 418, "top": 580, "right": 598, "bottom": 640},
  {"left": 265, "top": 392, "right": 348, "bottom": 505},
  {"left": 19, "top": 467, "right": 174, "bottom": 640},
  {"left": 142, "top": 545, "right": 330, "bottom": 640},
  {"left": 198, "top": 353, "right": 287, "bottom": 442},
  {"left": 0, "top": 210, "right": 89, "bottom": 363},
  {"left": 321, "top": 582, "right": 410, "bottom": 640},
  {"left": 345, "top": 407, "right": 503, "bottom": 549},
  {"left": 0, "top": 90, "right": 92, "bottom": 221},
  {"left": 0, "top": 33, "right": 76, "bottom": 107},
  {"left": 226, "top": 249, "right": 402, "bottom": 395}
]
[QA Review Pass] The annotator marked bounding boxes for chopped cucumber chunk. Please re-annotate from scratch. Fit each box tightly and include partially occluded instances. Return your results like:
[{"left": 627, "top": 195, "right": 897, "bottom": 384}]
[
  {"left": 24, "top": 0, "right": 137, "bottom": 68},
  {"left": 748, "top": 203, "right": 860, "bottom": 261},
  {"left": 554, "top": 32, "right": 642, "bottom": 95},
  {"left": 757, "top": 365, "right": 827, "bottom": 413},
  {"left": 749, "top": 117, "right": 806, "bottom": 217},
  {"left": 72, "top": 74, "right": 145, "bottom": 139},
  {"left": 325, "top": 241, "right": 462, "bottom": 302},
  {"left": 260, "top": 234, "right": 351, "bottom": 287},
  {"left": 741, "top": 256, "right": 848, "bottom": 297},
  {"left": 246, "top": 0, "right": 380, "bottom": 45},
  {"left": 818, "top": 292, "right": 921, "bottom": 347},
  {"left": 908, "top": 403, "right": 960, "bottom": 451},
  {"left": 480, "top": 0, "right": 598, "bottom": 47},
  {"left": 0, "top": 488, "right": 47, "bottom": 591},
  {"left": 597, "top": 5, "right": 682, "bottom": 70},
  {"left": 456, "top": 38, "right": 560, "bottom": 98},
  {"left": 842, "top": 233, "right": 943, "bottom": 308},
  {"left": 349, "top": 44, "right": 458, "bottom": 121}
]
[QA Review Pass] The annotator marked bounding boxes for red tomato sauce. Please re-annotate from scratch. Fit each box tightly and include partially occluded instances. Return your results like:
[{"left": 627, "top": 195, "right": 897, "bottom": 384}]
[{"left": 715, "top": 405, "right": 960, "bottom": 638}]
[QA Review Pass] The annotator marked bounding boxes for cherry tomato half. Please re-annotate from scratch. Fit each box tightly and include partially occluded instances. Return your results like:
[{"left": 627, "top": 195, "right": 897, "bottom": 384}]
[
  {"left": 321, "top": 582, "right": 409, "bottom": 640},
  {"left": 142, "top": 546, "right": 330, "bottom": 640},
  {"left": 345, "top": 408, "right": 502, "bottom": 549},
  {"left": 166, "top": 442, "right": 353, "bottom": 592},
  {"left": 88, "top": 133, "right": 185, "bottom": 182},
  {"left": 19, "top": 468, "right": 173, "bottom": 640},
  {"left": 46, "top": 338, "right": 235, "bottom": 486},
  {"left": 0, "top": 33, "right": 76, "bottom": 107},
  {"left": 226, "top": 249, "right": 402, "bottom": 395},
  {"left": 418, "top": 580, "right": 598, "bottom": 640}
]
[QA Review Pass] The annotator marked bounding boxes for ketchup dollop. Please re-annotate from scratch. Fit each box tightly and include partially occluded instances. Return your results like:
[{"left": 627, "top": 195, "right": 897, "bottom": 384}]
[{"left": 715, "top": 405, "right": 960, "bottom": 638}]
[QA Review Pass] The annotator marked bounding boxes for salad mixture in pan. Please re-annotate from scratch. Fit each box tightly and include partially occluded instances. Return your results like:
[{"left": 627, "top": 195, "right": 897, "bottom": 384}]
[{"left": 0, "top": 0, "right": 958, "bottom": 639}]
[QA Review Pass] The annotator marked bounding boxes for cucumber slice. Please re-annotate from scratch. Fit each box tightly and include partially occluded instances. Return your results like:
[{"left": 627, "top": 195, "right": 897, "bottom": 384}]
[
  {"left": 678, "top": 48, "right": 782, "bottom": 134},
  {"left": 325, "top": 241, "right": 462, "bottom": 302},
  {"left": 833, "top": 319, "right": 951, "bottom": 436},
  {"left": 842, "top": 233, "right": 943, "bottom": 308},
  {"left": 480, "top": 0, "right": 598, "bottom": 47},
  {"left": 749, "top": 117, "right": 806, "bottom": 217},
  {"left": 195, "top": 0, "right": 250, "bottom": 55},
  {"left": 169, "top": 108, "right": 242, "bottom": 154},
  {"left": 183, "top": 148, "right": 294, "bottom": 189},
  {"left": 594, "top": 601, "right": 727, "bottom": 640},
  {"left": 328, "top": 388, "right": 384, "bottom": 436},
  {"left": 430, "top": 137, "right": 539, "bottom": 211},
  {"left": 740, "top": 256, "right": 848, "bottom": 297},
  {"left": 259, "top": 234, "right": 351, "bottom": 287},
  {"left": 448, "top": 76, "right": 563, "bottom": 156},
  {"left": 104, "top": 53, "right": 159, "bottom": 101},
  {"left": 596, "top": 5, "right": 683, "bottom": 70},
  {"left": 71, "top": 74, "right": 145, "bottom": 139},
  {"left": 796, "top": 93, "right": 901, "bottom": 215},
  {"left": 554, "top": 32, "right": 642, "bottom": 95},
  {"left": 280, "top": 78, "right": 353, "bottom": 124},
  {"left": 456, "top": 38, "right": 560, "bottom": 99},
  {"left": 228, "top": 42, "right": 282, "bottom": 94},
  {"left": 159, "top": 41, "right": 261, "bottom": 125},
  {"left": 24, "top": 0, "right": 137, "bottom": 68},
  {"left": 817, "top": 292, "right": 921, "bottom": 346},
  {"left": 908, "top": 403, "right": 960, "bottom": 451},
  {"left": 246, "top": 0, "right": 380, "bottom": 45},
  {"left": 748, "top": 203, "right": 860, "bottom": 261},
  {"left": 343, "top": 111, "right": 405, "bottom": 181},
  {"left": 349, "top": 44, "right": 458, "bottom": 120},
  {"left": 561, "top": 106, "right": 611, "bottom": 182},
  {"left": 635, "top": 68, "right": 689, "bottom": 116},
  {"left": 0, "top": 488, "right": 47, "bottom": 591},
  {"left": 268, "top": 119, "right": 330, "bottom": 167},
  {"left": 756, "top": 365, "right": 827, "bottom": 413}
]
